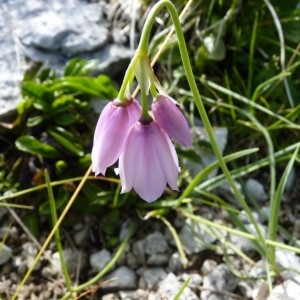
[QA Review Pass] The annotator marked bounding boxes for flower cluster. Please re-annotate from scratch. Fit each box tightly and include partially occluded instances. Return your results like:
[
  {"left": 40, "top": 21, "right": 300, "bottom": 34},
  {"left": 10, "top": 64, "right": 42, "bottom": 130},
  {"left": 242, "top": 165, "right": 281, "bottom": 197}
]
[{"left": 92, "top": 56, "right": 192, "bottom": 202}]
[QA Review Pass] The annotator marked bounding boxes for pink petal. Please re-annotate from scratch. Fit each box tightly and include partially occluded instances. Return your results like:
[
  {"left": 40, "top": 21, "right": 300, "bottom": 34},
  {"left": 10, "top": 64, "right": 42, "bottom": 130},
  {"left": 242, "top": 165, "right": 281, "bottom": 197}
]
[
  {"left": 119, "top": 123, "right": 142, "bottom": 193},
  {"left": 133, "top": 123, "right": 167, "bottom": 202},
  {"left": 119, "top": 121, "right": 179, "bottom": 202},
  {"left": 151, "top": 122, "right": 179, "bottom": 191},
  {"left": 127, "top": 98, "right": 142, "bottom": 125},
  {"left": 152, "top": 95, "right": 192, "bottom": 148},
  {"left": 92, "top": 100, "right": 141, "bottom": 175},
  {"left": 92, "top": 106, "right": 127, "bottom": 175}
]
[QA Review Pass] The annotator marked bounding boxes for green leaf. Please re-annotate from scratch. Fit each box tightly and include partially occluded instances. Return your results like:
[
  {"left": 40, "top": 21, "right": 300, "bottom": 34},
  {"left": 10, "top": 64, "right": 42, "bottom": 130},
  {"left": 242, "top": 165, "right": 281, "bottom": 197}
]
[
  {"left": 63, "top": 58, "right": 97, "bottom": 76},
  {"left": 22, "top": 81, "right": 47, "bottom": 99},
  {"left": 48, "top": 127, "right": 84, "bottom": 157},
  {"left": 54, "top": 113, "right": 79, "bottom": 126},
  {"left": 27, "top": 115, "right": 44, "bottom": 127},
  {"left": 22, "top": 81, "right": 54, "bottom": 110},
  {"left": 49, "top": 75, "right": 118, "bottom": 98},
  {"left": 15, "top": 136, "right": 61, "bottom": 158},
  {"left": 17, "top": 97, "right": 34, "bottom": 115},
  {"left": 51, "top": 95, "right": 76, "bottom": 110}
]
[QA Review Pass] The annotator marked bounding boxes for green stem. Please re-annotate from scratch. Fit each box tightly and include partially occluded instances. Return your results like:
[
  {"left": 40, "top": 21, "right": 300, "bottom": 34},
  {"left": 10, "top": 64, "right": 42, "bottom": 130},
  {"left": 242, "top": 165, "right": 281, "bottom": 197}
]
[
  {"left": 141, "top": 91, "right": 150, "bottom": 118},
  {"left": 138, "top": 0, "right": 267, "bottom": 255},
  {"left": 117, "top": 56, "right": 138, "bottom": 101},
  {"left": 45, "top": 170, "right": 73, "bottom": 297}
]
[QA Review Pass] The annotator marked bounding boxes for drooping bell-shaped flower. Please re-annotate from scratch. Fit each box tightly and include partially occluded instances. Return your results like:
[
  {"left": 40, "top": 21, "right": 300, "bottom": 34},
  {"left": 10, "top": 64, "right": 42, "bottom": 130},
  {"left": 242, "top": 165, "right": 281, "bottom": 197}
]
[
  {"left": 118, "top": 120, "right": 180, "bottom": 202},
  {"left": 152, "top": 95, "right": 192, "bottom": 148},
  {"left": 92, "top": 98, "right": 141, "bottom": 175}
]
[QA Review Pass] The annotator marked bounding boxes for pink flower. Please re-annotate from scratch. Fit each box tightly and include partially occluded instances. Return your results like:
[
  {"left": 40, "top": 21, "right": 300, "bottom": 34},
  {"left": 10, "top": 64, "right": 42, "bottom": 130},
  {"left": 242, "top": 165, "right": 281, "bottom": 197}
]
[
  {"left": 92, "top": 98, "right": 141, "bottom": 175},
  {"left": 118, "top": 120, "right": 180, "bottom": 202},
  {"left": 152, "top": 95, "right": 192, "bottom": 148}
]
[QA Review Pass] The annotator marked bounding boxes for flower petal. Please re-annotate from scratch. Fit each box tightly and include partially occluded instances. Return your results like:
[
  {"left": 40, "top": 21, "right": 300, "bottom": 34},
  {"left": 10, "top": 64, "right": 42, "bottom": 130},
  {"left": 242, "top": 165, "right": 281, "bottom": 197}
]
[
  {"left": 92, "top": 99, "right": 142, "bottom": 176},
  {"left": 92, "top": 106, "right": 128, "bottom": 175},
  {"left": 119, "top": 123, "right": 141, "bottom": 193},
  {"left": 127, "top": 98, "right": 142, "bottom": 125},
  {"left": 133, "top": 123, "right": 167, "bottom": 202},
  {"left": 152, "top": 95, "right": 192, "bottom": 148},
  {"left": 151, "top": 122, "right": 179, "bottom": 191}
]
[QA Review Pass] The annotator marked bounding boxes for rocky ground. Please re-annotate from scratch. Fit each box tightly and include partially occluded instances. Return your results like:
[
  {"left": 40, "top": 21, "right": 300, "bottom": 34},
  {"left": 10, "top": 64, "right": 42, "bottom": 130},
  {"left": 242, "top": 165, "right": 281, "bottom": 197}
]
[
  {"left": 1, "top": 173, "right": 300, "bottom": 300},
  {"left": 1, "top": 0, "right": 300, "bottom": 299}
]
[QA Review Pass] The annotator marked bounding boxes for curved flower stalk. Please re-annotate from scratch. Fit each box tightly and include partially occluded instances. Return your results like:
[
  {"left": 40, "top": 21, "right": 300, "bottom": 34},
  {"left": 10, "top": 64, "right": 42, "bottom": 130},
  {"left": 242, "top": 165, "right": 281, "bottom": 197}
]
[
  {"left": 118, "top": 120, "right": 180, "bottom": 202},
  {"left": 152, "top": 95, "right": 192, "bottom": 148},
  {"left": 92, "top": 98, "right": 141, "bottom": 175}
]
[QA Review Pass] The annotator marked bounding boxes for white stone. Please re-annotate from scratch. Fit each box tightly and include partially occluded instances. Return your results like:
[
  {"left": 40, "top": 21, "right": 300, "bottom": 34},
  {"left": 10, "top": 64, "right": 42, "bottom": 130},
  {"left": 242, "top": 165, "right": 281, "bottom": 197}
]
[
  {"left": 276, "top": 249, "right": 300, "bottom": 283},
  {"left": 159, "top": 273, "right": 199, "bottom": 300},
  {"left": 268, "top": 280, "right": 300, "bottom": 300}
]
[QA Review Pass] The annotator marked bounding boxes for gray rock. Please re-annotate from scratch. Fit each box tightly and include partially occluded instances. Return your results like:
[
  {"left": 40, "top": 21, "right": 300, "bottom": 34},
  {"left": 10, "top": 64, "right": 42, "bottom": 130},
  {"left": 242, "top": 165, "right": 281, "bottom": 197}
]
[
  {"left": 201, "top": 263, "right": 238, "bottom": 300},
  {"left": 179, "top": 219, "right": 217, "bottom": 255},
  {"left": 285, "top": 166, "right": 296, "bottom": 192},
  {"left": 186, "top": 126, "right": 228, "bottom": 177},
  {"left": 230, "top": 223, "right": 267, "bottom": 252},
  {"left": 145, "top": 231, "right": 168, "bottom": 255},
  {"left": 126, "top": 252, "right": 139, "bottom": 269},
  {"left": 0, "top": 207, "right": 7, "bottom": 219},
  {"left": 147, "top": 253, "right": 169, "bottom": 266},
  {"left": 201, "top": 259, "right": 218, "bottom": 276},
  {"left": 19, "top": 11, "right": 72, "bottom": 50},
  {"left": 249, "top": 260, "right": 267, "bottom": 278},
  {"left": 159, "top": 273, "right": 199, "bottom": 300},
  {"left": 74, "top": 225, "right": 89, "bottom": 245},
  {"left": 89, "top": 249, "right": 112, "bottom": 273},
  {"left": 132, "top": 239, "right": 146, "bottom": 265},
  {"left": 180, "top": 272, "right": 202, "bottom": 288},
  {"left": 141, "top": 267, "right": 168, "bottom": 290},
  {"left": 42, "top": 248, "right": 79, "bottom": 276},
  {"left": 0, "top": 225, "right": 17, "bottom": 240},
  {"left": 238, "top": 280, "right": 255, "bottom": 300},
  {"left": 0, "top": 244, "right": 12, "bottom": 265},
  {"left": 245, "top": 178, "right": 268, "bottom": 202},
  {"left": 103, "top": 266, "right": 137, "bottom": 290},
  {"left": 17, "top": 1, "right": 108, "bottom": 55},
  {"left": 88, "top": 44, "right": 134, "bottom": 77},
  {"left": 61, "top": 26, "right": 109, "bottom": 57},
  {"left": 119, "top": 219, "right": 132, "bottom": 241},
  {"left": 0, "top": 0, "right": 135, "bottom": 118},
  {"left": 216, "top": 181, "right": 244, "bottom": 206},
  {"left": 238, "top": 210, "right": 260, "bottom": 224},
  {"left": 168, "top": 252, "right": 184, "bottom": 273}
]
